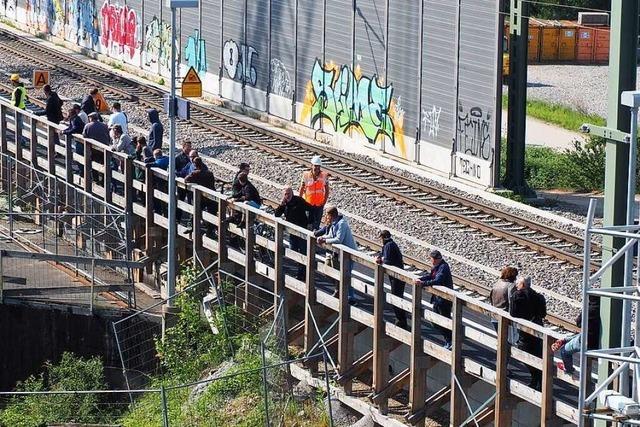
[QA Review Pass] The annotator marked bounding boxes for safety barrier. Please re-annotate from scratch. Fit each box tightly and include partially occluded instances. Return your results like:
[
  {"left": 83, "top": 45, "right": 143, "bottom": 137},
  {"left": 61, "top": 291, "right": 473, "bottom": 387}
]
[{"left": 0, "top": 99, "right": 581, "bottom": 425}]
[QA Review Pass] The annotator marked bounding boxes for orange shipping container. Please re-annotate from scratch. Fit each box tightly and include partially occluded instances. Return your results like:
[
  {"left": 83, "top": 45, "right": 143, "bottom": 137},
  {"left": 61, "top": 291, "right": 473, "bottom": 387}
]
[
  {"left": 528, "top": 26, "right": 541, "bottom": 62},
  {"left": 594, "top": 27, "right": 610, "bottom": 63},
  {"left": 558, "top": 22, "right": 577, "bottom": 61},
  {"left": 576, "top": 27, "right": 594, "bottom": 62},
  {"left": 541, "top": 26, "right": 560, "bottom": 61}
]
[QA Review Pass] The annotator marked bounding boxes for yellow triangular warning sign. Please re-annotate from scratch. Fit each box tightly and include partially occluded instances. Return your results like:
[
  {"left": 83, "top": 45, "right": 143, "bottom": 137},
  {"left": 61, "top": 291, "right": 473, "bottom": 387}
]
[{"left": 183, "top": 67, "right": 201, "bottom": 84}]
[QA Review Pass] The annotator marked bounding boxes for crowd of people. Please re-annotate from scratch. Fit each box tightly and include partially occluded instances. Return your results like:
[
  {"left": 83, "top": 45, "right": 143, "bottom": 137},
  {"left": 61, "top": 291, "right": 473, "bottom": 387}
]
[{"left": 11, "top": 76, "right": 595, "bottom": 394}]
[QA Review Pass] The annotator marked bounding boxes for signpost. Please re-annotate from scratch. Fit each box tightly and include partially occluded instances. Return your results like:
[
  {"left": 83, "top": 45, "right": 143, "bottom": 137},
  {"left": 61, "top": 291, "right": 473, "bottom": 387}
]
[
  {"left": 32, "top": 70, "right": 49, "bottom": 88},
  {"left": 164, "top": 0, "right": 198, "bottom": 320},
  {"left": 181, "top": 67, "right": 202, "bottom": 98}
]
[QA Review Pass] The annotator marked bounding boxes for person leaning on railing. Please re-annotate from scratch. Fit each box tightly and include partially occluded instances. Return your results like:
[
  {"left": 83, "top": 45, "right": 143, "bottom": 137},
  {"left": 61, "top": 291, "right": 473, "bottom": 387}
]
[
  {"left": 314, "top": 205, "right": 357, "bottom": 305},
  {"left": 274, "top": 185, "right": 311, "bottom": 280},
  {"left": 510, "top": 276, "right": 546, "bottom": 391},
  {"left": 376, "top": 230, "right": 408, "bottom": 329},
  {"left": 413, "top": 250, "right": 453, "bottom": 350},
  {"left": 184, "top": 157, "right": 217, "bottom": 236}
]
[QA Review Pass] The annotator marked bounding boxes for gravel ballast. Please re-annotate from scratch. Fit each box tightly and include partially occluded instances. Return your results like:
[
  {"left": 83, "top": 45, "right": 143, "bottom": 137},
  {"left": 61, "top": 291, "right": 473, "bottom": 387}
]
[{"left": 0, "top": 41, "right": 590, "bottom": 321}]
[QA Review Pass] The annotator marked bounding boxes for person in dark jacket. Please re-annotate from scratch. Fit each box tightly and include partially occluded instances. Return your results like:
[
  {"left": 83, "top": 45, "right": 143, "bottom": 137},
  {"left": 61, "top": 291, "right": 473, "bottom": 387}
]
[
  {"left": 510, "top": 276, "right": 544, "bottom": 390},
  {"left": 178, "top": 149, "right": 206, "bottom": 178},
  {"left": 376, "top": 230, "right": 407, "bottom": 329},
  {"left": 275, "top": 186, "right": 310, "bottom": 279},
  {"left": 175, "top": 140, "right": 192, "bottom": 173},
  {"left": 231, "top": 163, "right": 251, "bottom": 198},
  {"left": 185, "top": 157, "right": 217, "bottom": 224},
  {"left": 37, "top": 84, "right": 64, "bottom": 124},
  {"left": 552, "top": 296, "right": 600, "bottom": 376},
  {"left": 81, "top": 88, "right": 98, "bottom": 116},
  {"left": 135, "top": 136, "right": 154, "bottom": 163},
  {"left": 61, "top": 107, "right": 86, "bottom": 174},
  {"left": 82, "top": 112, "right": 110, "bottom": 145},
  {"left": 414, "top": 250, "right": 454, "bottom": 348},
  {"left": 147, "top": 109, "right": 164, "bottom": 151},
  {"left": 232, "top": 172, "right": 261, "bottom": 208}
]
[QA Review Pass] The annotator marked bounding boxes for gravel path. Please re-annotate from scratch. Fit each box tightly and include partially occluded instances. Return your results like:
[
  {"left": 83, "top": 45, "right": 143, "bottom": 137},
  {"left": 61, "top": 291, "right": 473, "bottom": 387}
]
[
  {"left": 526, "top": 64, "right": 640, "bottom": 119},
  {"left": 0, "top": 43, "right": 586, "bottom": 321}
]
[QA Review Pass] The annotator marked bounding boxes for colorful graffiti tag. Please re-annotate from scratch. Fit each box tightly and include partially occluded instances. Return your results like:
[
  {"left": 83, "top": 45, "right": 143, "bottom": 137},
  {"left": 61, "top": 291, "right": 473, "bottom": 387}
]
[
  {"left": 100, "top": 0, "right": 137, "bottom": 58},
  {"left": 26, "top": 0, "right": 64, "bottom": 36},
  {"left": 144, "top": 16, "right": 172, "bottom": 68},
  {"left": 184, "top": 29, "right": 206, "bottom": 75},
  {"left": 456, "top": 102, "right": 493, "bottom": 163},
  {"left": 67, "top": 0, "right": 99, "bottom": 47},
  {"left": 222, "top": 39, "right": 257, "bottom": 86},
  {"left": 302, "top": 59, "right": 405, "bottom": 158}
]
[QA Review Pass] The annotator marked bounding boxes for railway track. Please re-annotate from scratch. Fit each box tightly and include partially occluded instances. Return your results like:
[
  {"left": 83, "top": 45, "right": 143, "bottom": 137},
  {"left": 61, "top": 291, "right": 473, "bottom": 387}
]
[
  {"left": 0, "top": 30, "right": 591, "bottom": 326},
  {"left": 0, "top": 29, "right": 596, "bottom": 271},
  {"left": 0, "top": 81, "right": 578, "bottom": 331}
]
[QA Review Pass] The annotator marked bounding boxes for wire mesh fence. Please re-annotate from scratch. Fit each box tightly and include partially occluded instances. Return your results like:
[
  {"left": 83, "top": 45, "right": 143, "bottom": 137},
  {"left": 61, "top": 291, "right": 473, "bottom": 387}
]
[
  {"left": 0, "top": 154, "right": 133, "bottom": 289},
  {"left": 0, "top": 351, "right": 336, "bottom": 426},
  {"left": 105, "top": 255, "right": 339, "bottom": 426}
]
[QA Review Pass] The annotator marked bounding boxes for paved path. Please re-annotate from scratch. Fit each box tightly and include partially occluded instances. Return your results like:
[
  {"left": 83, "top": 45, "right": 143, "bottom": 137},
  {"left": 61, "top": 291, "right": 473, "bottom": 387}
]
[{"left": 501, "top": 110, "right": 586, "bottom": 151}]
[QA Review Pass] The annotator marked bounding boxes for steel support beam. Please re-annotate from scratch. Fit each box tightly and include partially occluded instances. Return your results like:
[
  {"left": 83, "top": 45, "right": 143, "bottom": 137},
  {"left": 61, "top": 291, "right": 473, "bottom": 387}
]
[
  {"left": 504, "top": 0, "right": 529, "bottom": 194},
  {"left": 598, "top": 0, "right": 638, "bottom": 412}
]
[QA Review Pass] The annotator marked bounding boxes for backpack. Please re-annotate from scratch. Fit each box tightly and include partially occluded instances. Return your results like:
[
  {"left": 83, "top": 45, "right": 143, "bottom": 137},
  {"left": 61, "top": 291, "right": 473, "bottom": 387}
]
[{"left": 533, "top": 290, "right": 547, "bottom": 321}]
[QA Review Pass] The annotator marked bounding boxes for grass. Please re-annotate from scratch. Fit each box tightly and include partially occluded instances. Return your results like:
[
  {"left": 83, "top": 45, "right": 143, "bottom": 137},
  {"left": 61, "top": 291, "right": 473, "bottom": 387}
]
[
  {"left": 502, "top": 94, "right": 606, "bottom": 132},
  {"left": 499, "top": 136, "right": 608, "bottom": 192}
]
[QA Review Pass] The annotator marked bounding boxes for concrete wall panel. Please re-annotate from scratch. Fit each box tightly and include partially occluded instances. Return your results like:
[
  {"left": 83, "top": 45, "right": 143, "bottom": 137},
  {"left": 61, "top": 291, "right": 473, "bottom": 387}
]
[{"left": 5, "top": 0, "right": 501, "bottom": 188}]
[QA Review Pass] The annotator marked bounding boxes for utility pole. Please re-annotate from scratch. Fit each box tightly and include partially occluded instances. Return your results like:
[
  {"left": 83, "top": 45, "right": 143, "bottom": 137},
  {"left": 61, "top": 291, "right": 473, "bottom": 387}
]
[
  {"left": 504, "top": 0, "right": 529, "bottom": 194},
  {"left": 597, "top": 0, "right": 638, "bottom": 413},
  {"left": 163, "top": 0, "right": 198, "bottom": 335}
]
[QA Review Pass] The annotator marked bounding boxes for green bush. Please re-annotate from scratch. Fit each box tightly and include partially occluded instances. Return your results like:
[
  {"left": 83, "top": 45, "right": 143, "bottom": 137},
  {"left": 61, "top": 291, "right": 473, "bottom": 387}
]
[
  {"left": 0, "top": 352, "right": 109, "bottom": 427},
  {"left": 562, "top": 137, "right": 606, "bottom": 191},
  {"left": 154, "top": 265, "right": 256, "bottom": 384}
]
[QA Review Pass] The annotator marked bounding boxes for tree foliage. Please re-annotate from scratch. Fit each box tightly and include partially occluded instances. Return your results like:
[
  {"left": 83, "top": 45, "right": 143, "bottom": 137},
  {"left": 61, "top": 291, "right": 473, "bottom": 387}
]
[{"left": 523, "top": 0, "right": 611, "bottom": 20}]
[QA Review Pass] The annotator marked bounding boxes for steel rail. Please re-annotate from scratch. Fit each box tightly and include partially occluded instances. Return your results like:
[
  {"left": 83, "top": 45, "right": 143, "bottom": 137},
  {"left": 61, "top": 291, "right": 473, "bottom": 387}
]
[
  {"left": 0, "top": 29, "right": 593, "bottom": 272},
  {"left": 0, "top": 83, "right": 578, "bottom": 330}
]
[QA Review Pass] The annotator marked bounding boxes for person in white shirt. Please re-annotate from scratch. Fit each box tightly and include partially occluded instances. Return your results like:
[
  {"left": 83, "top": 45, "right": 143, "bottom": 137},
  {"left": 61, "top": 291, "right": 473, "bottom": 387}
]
[{"left": 107, "top": 102, "right": 128, "bottom": 135}]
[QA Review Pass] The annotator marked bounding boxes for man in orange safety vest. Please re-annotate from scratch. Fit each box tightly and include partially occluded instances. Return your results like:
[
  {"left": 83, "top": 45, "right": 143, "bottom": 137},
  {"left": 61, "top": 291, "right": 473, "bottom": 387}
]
[{"left": 299, "top": 155, "right": 330, "bottom": 231}]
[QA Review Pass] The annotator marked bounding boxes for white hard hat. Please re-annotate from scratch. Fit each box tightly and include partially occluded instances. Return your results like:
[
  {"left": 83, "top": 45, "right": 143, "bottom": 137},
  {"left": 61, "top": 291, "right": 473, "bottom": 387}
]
[{"left": 311, "top": 155, "right": 322, "bottom": 166}]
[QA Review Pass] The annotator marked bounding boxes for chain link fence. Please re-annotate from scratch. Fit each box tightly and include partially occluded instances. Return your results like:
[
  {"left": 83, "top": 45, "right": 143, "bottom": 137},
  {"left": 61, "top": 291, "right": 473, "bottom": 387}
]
[
  {"left": 0, "top": 351, "right": 335, "bottom": 426},
  {"left": 0, "top": 154, "right": 134, "bottom": 295}
]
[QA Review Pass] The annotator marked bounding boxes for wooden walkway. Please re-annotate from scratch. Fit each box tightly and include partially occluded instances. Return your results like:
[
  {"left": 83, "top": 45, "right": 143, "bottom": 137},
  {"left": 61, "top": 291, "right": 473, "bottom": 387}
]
[{"left": 0, "top": 99, "right": 582, "bottom": 426}]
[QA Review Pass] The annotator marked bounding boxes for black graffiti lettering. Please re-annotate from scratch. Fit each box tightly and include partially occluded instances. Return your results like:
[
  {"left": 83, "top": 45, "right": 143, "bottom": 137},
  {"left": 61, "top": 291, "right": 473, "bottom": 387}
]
[{"left": 457, "top": 103, "right": 493, "bottom": 163}]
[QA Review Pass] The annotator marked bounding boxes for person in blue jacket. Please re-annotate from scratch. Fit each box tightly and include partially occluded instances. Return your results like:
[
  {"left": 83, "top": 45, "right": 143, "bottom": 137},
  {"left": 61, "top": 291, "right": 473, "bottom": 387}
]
[
  {"left": 315, "top": 205, "right": 358, "bottom": 304},
  {"left": 414, "top": 250, "right": 454, "bottom": 349},
  {"left": 146, "top": 149, "right": 169, "bottom": 170}
]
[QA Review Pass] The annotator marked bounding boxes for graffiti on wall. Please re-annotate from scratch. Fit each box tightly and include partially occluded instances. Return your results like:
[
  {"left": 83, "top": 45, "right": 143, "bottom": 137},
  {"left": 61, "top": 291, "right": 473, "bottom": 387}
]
[
  {"left": 223, "top": 39, "right": 257, "bottom": 86},
  {"left": 456, "top": 102, "right": 493, "bottom": 162},
  {"left": 270, "top": 58, "right": 292, "bottom": 98},
  {"left": 184, "top": 29, "right": 206, "bottom": 74},
  {"left": 422, "top": 105, "right": 442, "bottom": 139},
  {"left": 144, "top": 16, "right": 172, "bottom": 68},
  {"left": 26, "top": 0, "right": 64, "bottom": 36},
  {"left": 67, "top": 0, "right": 99, "bottom": 47},
  {"left": 100, "top": 1, "right": 137, "bottom": 58},
  {"left": 2, "top": 0, "right": 16, "bottom": 17},
  {"left": 301, "top": 59, "right": 406, "bottom": 158}
]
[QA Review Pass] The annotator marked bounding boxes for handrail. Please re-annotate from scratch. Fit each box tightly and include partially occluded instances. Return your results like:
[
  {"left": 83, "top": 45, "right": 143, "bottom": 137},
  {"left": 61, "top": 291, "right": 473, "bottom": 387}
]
[{"left": 0, "top": 97, "right": 580, "bottom": 425}]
